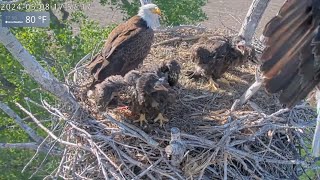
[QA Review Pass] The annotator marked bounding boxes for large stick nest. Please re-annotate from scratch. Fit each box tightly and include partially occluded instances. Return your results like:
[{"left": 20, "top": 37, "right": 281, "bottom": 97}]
[{"left": 57, "top": 27, "right": 319, "bottom": 179}]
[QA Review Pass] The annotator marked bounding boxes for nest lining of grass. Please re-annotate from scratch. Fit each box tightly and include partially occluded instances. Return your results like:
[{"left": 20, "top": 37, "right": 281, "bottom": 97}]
[{"left": 52, "top": 26, "right": 319, "bottom": 179}]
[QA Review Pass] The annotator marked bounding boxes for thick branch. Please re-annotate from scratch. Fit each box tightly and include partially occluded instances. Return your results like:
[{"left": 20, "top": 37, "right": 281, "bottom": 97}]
[
  {"left": 312, "top": 87, "right": 320, "bottom": 157},
  {"left": 238, "top": 0, "right": 270, "bottom": 44},
  {"left": 0, "top": 26, "right": 78, "bottom": 108},
  {"left": 0, "top": 142, "right": 61, "bottom": 155},
  {"left": 0, "top": 142, "right": 39, "bottom": 149},
  {"left": 0, "top": 101, "right": 43, "bottom": 143}
]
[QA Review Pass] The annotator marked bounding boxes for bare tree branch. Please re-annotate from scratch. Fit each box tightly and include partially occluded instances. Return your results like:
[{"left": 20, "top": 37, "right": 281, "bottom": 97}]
[
  {"left": 0, "top": 142, "right": 39, "bottom": 150},
  {"left": 0, "top": 101, "right": 43, "bottom": 143},
  {"left": 0, "top": 142, "right": 60, "bottom": 155},
  {"left": 0, "top": 25, "right": 79, "bottom": 109},
  {"left": 231, "top": 0, "right": 271, "bottom": 110},
  {"left": 238, "top": 0, "right": 270, "bottom": 44},
  {"left": 312, "top": 88, "right": 320, "bottom": 157},
  {"left": 15, "top": 102, "right": 86, "bottom": 149}
]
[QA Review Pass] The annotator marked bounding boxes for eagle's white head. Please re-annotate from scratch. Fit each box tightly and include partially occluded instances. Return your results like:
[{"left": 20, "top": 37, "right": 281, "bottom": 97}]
[{"left": 138, "top": 4, "right": 161, "bottom": 29}]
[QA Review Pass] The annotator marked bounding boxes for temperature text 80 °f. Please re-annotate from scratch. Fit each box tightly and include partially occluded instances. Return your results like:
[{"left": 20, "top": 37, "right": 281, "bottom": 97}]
[
  {"left": 2, "top": 12, "right": 50, "bottom": 27},
  {"left": 25, "top": 16, "right": 47, "bottom": 24}
]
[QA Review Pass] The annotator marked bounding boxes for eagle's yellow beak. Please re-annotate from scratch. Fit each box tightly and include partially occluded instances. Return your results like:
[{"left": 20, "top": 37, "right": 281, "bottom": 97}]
[{"left": 152, "top": 7, "right": 162, "bottom": 16}]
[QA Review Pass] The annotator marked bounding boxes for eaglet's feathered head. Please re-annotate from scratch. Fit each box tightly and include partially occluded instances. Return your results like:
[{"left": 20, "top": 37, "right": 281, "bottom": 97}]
[
  {"left": 157, "top": 60, "right": 181, "bottom": 86},
  {"left": 232, "top": 36, "right": 257, "bottom": 63},
  {"left": 138, "top": 4, "right": 161, "bottom": 29},
  {"left": 231, "top": 36, "right": 247, "bottom": 55},
  {"left": 137, "top": 73, "right": 168, "bottom": 104}
]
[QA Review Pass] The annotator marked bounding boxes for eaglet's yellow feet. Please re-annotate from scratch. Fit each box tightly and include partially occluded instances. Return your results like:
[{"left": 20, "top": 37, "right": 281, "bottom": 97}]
[
  {"left": 206, "top": 78, "right": 220, "bottom": 91},
  {"left": 134, "top": 113, "right": 168, "bottom": 127},
  {"left": 153, "top": 113, "right": 169, "bottom": 127},
  {"left": 206, "top": 78, "right": 231, "bottom": 91},
  {"left": 134, "top": 113, "right": 147, "bottom": 126}
]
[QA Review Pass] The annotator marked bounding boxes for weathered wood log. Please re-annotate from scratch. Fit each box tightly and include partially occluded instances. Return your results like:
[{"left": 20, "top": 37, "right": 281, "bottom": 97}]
[
  {"left": 312, "top": 87, "right": 320, "bottom": 157},
  {"left": 232, "top": 0, "right": 270, "bottom": 110},
  {"left": 238, "top": 0, "right": 270, "bottom": 44},
  {"left": 0, "top": 25, "right": 79, "bottom": 109},
  {"left": 165, "top": 127, "right": 186, "bottom": 167}
]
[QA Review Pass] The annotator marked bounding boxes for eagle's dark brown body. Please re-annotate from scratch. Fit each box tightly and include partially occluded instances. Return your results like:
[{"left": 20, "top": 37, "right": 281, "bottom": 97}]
[
  {"left": 86, "top": 15, "right": 154, "bottom": 85},
  {"left": 260, "top": 0, "right": 320, "bottom": 107},
  {"left": 188, "top": 36, "right": 256, "bottom": 81}
]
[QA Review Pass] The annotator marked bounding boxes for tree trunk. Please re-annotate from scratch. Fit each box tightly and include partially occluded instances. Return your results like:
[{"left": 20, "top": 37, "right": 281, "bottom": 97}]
[
  {"left": 238, "top": 0, "right": 270, "bottom": 44},
  {"left": 0, "top": 26, "right": 78, "bottom": 109}
]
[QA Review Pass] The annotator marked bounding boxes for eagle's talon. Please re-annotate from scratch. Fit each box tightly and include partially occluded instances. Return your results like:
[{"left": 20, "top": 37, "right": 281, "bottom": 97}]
[
  {"left": 185, "top": 70, "right": 195, "bottom": 79},
  {"left": 207, "top": 78, "right": 219, "bottom": 91},
  {"left": 186, "top": 71, "right": 202, "bottom": 80},
  {"left": 134, "top": 113, "right": 147, "bottom": 126},
  {"left": 154, "top": 113, "right": 169, "bottom": 127}
]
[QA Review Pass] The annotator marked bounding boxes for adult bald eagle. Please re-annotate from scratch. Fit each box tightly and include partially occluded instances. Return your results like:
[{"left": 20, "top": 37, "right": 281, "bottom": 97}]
[
  {"left": 260, "top": 0, "right": 320, "bottom": 108},
  {"left": 245, "top": 0, "right": 320, "bottom": 156},
  {"left": 86, "top": 4, "right": 161, "bottom": 86},
  {"left": 126, "top": 60, "right": 181, "bottom": 127},
  {"left": 187, "top": 36, "right": 256, "bottom": 91}
]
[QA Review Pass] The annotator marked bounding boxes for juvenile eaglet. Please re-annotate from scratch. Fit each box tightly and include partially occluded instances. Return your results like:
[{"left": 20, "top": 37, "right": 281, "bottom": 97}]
[
  {"left": 187, "top": 36, "right": 257, "bottom": 91},
  {"left": 86, "top": 4, "right": 161, "bottom": 87},
  {"left": 124, "top": 60, "right": 181, "bottom": 127},
  {"left": 90, "top": 75, "right": 127, "bottom": 111}
]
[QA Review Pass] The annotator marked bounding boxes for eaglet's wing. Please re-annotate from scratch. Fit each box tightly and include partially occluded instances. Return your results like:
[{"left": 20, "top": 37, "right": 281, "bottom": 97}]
[{"left": 260, "top": 0, "right": 320, "bottom": 107}]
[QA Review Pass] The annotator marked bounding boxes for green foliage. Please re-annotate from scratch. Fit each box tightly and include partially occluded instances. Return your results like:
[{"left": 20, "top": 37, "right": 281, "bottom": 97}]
[
  {"left": 0, "top": 0, "right": 207, "bottom": 178},
  {"left": 157, "top": 0, "right": 208, "bottom": 25},
  {"left": 0, "top": 148, "right": 59, "bottom": 179},
  {"left": 298, "top": 148, "right": 320, "bottom": 180},
  {"left": 100, "top": 0, "right": 208, "bottom": 25},
  {"left": 0, "top": 1, "right": 114, "bottom": 179}
]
